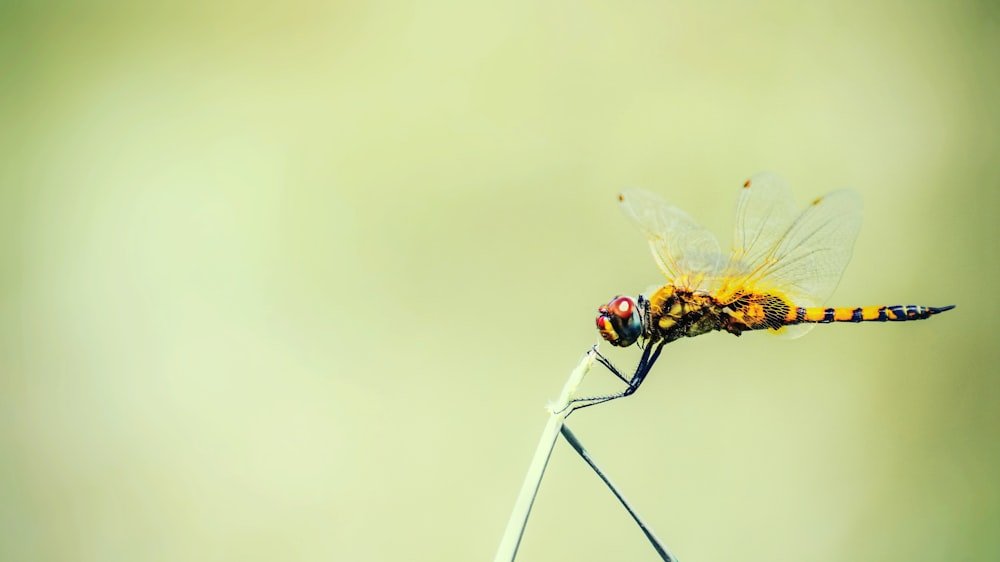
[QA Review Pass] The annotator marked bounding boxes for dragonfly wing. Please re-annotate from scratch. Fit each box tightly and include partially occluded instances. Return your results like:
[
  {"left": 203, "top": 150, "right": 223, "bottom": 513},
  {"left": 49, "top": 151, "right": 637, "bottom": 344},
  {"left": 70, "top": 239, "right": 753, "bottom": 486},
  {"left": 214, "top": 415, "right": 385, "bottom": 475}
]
[
  {"left": 757, "top": 189, "right": 863, "bottom": 306},
  {"left": 619, "top": 189, "right": 723, "bottom": 290},
  {"left": 717, "top": 176, "right": 864, "bottom": 338},
  {"left": 730, "top": 172, "right": 800, "bottom": 271}
]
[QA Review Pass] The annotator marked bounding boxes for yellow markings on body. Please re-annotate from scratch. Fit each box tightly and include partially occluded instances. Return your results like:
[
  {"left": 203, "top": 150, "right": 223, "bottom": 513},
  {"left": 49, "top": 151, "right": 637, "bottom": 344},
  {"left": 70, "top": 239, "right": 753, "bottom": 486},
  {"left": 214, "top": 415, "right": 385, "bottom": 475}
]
[
  {"left": 668, "top": 301, "right": 684, "bottom": 317},
  {"left": 833, "top": 308, "right": 857, "bottom": 321},
  {"left": 811, "top": 197, "right": 823, "bottom": 206},
  {"left": 803, "top": 307, "right": 829, "bottom": 322},
  {"left": 783, "top": 306, "right": 799, "bottom": 323},
  {"left": 658, "top": 296, "right": 684, "bottom": 330},
  {"left": 720, "top": 291, "right": 792, "bottom": 330},
  {"left": 743, "top": 301, "right": 766, "bottom": 324},
  {"left": 860, "top": 306, "right": 884, "bottom": 320}
]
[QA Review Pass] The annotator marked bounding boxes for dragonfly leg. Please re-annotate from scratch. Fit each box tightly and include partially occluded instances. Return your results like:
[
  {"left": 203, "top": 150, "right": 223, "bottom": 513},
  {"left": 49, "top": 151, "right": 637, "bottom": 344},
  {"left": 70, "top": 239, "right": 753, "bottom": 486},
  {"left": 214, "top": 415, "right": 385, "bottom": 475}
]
[
  {"left": 566, "top": 340, "right": 667, "bottom": 414},
  {"left": 591, "top": 345, "right": 631, "bottom": 385},
  {"left": 617, "top": 339, "right": 665, "bottom": 398}
]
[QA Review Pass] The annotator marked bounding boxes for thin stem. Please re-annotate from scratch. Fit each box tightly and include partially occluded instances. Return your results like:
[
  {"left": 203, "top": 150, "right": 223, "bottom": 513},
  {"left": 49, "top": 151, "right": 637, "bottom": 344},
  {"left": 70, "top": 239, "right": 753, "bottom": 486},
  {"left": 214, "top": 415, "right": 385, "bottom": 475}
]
[
  {"left": 493, "top": 348, "right": 596, "bottom": 562},
  {"left": 560, "top": 424, "right": 677, "bottom": 562}
]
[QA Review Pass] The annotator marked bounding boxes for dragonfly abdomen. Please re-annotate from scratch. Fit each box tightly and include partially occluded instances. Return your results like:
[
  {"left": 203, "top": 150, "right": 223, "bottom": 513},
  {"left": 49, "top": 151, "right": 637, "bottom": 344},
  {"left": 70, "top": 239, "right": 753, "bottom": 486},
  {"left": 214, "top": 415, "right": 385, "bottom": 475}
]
[{"left": 789, "top": 304, "right": 955, "bottom": 324}]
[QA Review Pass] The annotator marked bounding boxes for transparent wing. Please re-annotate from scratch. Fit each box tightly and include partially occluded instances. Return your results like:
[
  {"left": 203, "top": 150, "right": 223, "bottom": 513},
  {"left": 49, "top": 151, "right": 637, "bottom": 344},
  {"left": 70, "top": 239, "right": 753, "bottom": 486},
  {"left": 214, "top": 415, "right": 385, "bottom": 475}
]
[
  {"left": 618, "top": 189, "right": 723, "bottom": 290},
  {"left": 715, "top": 173, "right": 863, "bottom": 311},
  {"left": 729, "top": 172, "right": 800, "bottom": 273}
]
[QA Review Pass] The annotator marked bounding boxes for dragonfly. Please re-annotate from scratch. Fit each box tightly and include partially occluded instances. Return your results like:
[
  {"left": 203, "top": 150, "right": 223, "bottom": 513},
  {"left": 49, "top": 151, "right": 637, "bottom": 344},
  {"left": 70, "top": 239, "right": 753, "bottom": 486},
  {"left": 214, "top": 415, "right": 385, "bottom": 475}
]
[{"left": 587, "top": 172, "right": 954, "bottom": 408}]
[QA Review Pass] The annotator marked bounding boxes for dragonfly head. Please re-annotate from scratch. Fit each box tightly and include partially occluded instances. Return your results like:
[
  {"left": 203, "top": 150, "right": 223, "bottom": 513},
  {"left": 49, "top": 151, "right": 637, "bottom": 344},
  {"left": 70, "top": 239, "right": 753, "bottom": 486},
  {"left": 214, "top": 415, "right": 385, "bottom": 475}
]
[{"left": 596, "top": 295, "right": 642, "bottom": 347}]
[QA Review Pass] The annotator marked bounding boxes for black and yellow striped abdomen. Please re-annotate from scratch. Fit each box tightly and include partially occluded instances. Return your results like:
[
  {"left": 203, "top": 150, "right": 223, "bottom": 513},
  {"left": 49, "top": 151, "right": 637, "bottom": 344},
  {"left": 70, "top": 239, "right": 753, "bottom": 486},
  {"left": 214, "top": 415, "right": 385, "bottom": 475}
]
[{"left": 788, "top": 304, "right": 955, "bottom": 325}]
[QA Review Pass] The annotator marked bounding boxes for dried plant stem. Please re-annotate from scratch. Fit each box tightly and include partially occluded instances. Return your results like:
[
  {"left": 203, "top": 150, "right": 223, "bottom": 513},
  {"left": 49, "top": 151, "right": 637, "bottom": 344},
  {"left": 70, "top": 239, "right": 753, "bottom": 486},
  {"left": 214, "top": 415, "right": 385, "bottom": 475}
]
[
  {"left": 493, "top": 348, "right": 595, "bottom": 562},
  {"left": 560, "top": 424, "right": 677, "bottom": 562}
]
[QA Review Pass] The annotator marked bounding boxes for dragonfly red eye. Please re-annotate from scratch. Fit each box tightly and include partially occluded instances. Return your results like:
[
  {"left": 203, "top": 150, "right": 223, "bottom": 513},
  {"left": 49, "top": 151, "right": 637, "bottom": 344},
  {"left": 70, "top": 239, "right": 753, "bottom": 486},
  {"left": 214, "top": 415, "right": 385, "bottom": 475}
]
[
  {"left": 596, "top": 295, "right": 642, "bottom": 347},
  {"left": 609, "top": 296, "right": 634, "bottom": 318}
]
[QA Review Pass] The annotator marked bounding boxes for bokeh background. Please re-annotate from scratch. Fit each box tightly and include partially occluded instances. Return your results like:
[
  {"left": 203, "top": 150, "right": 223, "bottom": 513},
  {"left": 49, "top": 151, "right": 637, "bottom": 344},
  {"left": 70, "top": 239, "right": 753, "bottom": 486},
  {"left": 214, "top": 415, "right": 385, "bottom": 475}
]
[{"left": 1, "top": 1, "right": 997, "bottom": 561}]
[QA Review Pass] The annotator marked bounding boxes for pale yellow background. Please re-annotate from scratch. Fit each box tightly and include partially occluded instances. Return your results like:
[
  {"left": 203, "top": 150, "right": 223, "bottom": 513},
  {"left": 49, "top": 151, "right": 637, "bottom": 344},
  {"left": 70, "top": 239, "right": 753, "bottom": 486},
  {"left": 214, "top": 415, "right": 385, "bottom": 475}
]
[{"left": 1, "top": 1, "right": 997, "bottom": 561}]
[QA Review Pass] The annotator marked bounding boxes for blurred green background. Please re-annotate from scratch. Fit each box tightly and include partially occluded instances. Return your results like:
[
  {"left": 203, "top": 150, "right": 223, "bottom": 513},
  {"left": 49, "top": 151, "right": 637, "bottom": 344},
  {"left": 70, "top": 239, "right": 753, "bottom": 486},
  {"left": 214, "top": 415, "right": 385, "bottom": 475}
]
[{"left": 1, "top": 1, "right": 997, "bottom": 561}]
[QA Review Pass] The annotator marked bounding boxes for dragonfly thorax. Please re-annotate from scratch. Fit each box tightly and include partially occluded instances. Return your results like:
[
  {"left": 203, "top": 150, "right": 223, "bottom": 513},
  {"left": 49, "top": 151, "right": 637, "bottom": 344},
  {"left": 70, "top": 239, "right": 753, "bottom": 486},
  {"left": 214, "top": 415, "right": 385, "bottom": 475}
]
[{"left": 647, "top": 285, "right": 728, "bottom": 340}]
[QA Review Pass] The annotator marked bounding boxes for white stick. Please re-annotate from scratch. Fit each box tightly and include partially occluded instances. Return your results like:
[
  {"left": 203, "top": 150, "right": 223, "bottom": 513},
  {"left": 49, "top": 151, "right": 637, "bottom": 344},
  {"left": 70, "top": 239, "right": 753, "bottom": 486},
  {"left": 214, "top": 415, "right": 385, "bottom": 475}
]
[{"left": 493, "top": 348, "right": 595, "bottom": 562}]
